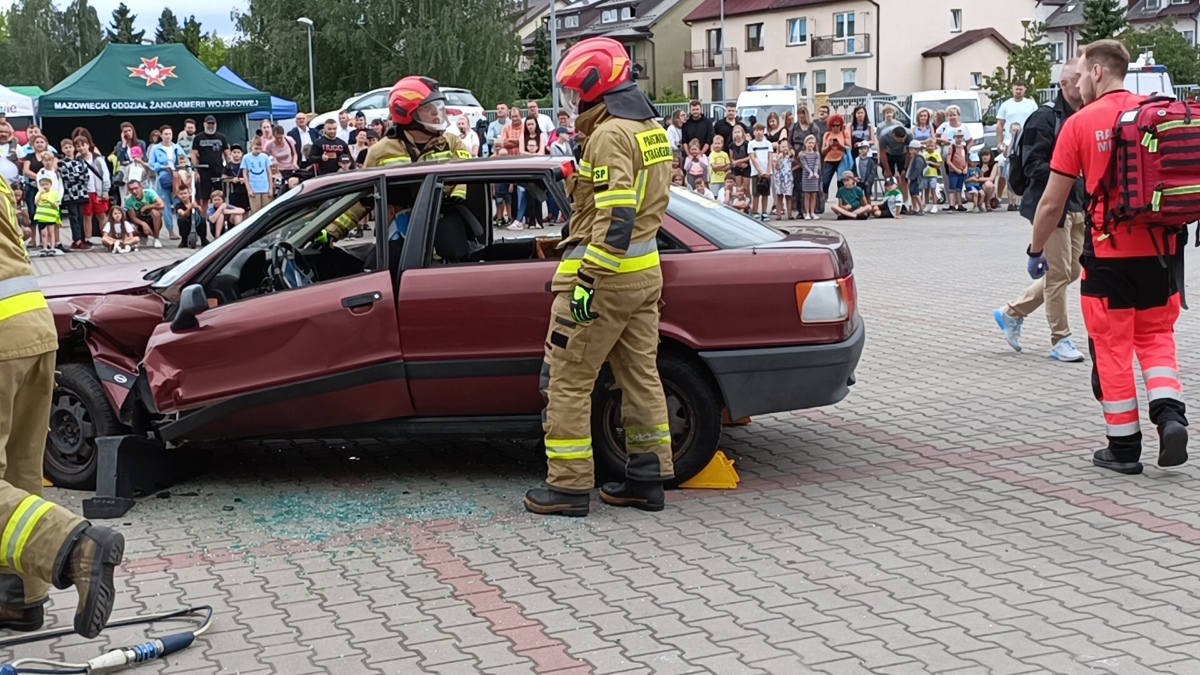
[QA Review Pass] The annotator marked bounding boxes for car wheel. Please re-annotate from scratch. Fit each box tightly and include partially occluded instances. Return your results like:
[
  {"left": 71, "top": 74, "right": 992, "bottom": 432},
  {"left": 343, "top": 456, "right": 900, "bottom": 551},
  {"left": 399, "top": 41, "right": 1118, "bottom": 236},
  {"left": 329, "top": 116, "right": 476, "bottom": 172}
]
[
  {"left": 593, "top": 351, "right": 723, "bottom": 488},
  {"left": 44, "top": 363, "right": 124, "bottom": 490}
]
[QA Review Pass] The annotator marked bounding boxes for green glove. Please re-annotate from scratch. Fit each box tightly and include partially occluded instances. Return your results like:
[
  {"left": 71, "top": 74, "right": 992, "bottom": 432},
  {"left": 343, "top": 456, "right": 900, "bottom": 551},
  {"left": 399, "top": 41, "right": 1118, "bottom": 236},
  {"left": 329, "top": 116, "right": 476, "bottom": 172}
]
[
  {"left": 570, "top": 284, "right": 598, "bottom": 323},
  {"left": 315, "top": 229, "right": 330, "bottom": 246}
]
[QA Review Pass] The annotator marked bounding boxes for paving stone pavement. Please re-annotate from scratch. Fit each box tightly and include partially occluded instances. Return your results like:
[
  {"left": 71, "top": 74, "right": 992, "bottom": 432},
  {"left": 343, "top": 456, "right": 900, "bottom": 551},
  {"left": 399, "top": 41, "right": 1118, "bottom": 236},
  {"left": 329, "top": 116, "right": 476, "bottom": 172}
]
[{"left": 12, "top": 210, "right": 1200, "bottom": 674}]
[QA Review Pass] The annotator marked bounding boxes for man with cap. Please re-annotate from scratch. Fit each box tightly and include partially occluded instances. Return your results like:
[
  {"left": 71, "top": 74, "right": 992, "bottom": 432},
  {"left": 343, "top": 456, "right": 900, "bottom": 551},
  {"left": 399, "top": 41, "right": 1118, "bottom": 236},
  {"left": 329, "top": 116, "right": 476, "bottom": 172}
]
[
  {"left": 191, "top": 115, "right": 230, "bottom": 215},
  {"left": 318, "top": 76, "right": 471, "bottom": 244},
  {"left": 523, "top": 37, "right": 675, "bottom": 517},
  {"left": 0, "top": 162, "right": 125, "bottom": 639}
]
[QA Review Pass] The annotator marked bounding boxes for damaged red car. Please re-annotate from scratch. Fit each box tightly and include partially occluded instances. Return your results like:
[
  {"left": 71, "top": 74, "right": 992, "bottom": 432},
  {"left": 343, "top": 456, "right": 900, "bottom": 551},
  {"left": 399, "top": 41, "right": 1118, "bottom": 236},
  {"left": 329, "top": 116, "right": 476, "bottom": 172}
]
[{"left": 42, "top": 156, "right": 864, "bottom": 489}]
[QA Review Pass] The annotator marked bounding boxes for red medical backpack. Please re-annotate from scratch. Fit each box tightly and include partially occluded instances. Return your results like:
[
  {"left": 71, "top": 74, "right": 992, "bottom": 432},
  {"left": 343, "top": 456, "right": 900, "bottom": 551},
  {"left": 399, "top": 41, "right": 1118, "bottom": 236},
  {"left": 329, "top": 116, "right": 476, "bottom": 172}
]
[{"left": 1101, "top": 96, "right": 1200, "bottom": 238}]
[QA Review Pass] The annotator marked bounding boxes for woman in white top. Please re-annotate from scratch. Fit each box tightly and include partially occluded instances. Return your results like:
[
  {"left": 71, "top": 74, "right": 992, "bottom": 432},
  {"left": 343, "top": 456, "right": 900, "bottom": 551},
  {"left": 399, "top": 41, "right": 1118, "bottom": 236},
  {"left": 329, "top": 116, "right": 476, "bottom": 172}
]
[
  {"left": 456, "top": 116, "right": 480, "bottom": 157},
  {"left": 666, "top": 110, "right": 684, "bottom": 155},
  {"left": 935, "top": 105, "right": 972, "bottom": 150}
]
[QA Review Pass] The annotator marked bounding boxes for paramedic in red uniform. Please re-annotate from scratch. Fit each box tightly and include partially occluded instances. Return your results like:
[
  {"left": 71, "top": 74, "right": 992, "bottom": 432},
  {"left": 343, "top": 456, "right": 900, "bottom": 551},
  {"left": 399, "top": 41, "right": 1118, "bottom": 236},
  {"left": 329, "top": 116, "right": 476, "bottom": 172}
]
[{"left": 1028, "top": 39, "right": 1188, "bottom": 475}]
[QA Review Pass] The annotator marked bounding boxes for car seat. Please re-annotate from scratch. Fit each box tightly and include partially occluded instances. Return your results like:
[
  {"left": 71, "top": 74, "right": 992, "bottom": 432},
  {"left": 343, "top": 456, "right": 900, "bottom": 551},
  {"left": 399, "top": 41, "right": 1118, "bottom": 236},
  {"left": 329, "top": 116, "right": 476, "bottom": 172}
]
[{"left": 433, "top": 203, "right": 486, "bottom": 263}]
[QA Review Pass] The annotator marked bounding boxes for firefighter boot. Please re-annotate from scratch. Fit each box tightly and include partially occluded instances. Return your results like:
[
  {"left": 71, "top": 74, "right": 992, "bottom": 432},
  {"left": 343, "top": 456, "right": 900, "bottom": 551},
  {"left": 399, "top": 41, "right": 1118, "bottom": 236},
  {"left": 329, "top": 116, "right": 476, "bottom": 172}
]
[
  {"left": 0, "top": 604, "right": 43, "bottom": 632},
  {"left": 54, "top": 524, "right": 125, "bottom": 639},
  {"left": 1092, "top": 448, "right": 1144, "bottom": 475},
  {"left": 524, "top": 487, "right": 590, "bottom": 517},
  {"left": 1158, "top": 420, "right": 1189, "bottom": 468},
  {"left": 600, "top": 453, "right": 666, "bottom": 512}
]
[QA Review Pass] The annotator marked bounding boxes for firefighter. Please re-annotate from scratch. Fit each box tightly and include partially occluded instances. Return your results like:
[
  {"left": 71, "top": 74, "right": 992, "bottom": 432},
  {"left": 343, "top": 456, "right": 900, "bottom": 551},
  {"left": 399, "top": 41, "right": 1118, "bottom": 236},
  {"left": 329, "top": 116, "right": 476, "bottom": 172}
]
[
  {"left": 0, "top": 175, "right": 124, "bottom": 638},
  {"left": 321, "top": 76, "right": 471, "bottom": 243},
  {"left": 1028, "top": 39, "right": 1188, "bottom": 475},
  {"left": 524, "top": 37, "right": 675, "bottom": 517}
]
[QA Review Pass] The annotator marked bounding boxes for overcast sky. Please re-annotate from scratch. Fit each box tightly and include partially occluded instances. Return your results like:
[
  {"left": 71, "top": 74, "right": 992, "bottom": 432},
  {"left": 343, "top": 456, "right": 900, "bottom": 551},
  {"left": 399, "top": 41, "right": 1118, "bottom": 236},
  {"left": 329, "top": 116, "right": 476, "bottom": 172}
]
[{"left": 0, "top": 1, "right": 247, "bottom": 38}]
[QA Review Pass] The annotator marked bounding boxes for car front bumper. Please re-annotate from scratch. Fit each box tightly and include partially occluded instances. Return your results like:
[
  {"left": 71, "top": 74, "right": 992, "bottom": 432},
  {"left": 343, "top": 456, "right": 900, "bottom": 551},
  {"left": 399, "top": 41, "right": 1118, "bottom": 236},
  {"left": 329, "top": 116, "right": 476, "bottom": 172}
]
[{"left": 698, "top": 320, "right": 865, "bottom": 420}]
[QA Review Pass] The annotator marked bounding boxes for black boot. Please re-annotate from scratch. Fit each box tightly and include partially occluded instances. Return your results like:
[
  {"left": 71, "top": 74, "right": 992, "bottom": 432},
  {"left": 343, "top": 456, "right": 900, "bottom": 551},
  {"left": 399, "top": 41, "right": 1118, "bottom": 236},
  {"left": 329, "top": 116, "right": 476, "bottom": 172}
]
[
  {"left": 523, "top": 487, "right": 589, "bottom": 517},
  {"left": 1158, "top": 421, "right": 1189, "bottom": 468},
  {"left": 599, "top": 480, "right": 664, "bottom": 512},
  {"left": 1093, "top": 448, "right": 1144, "bottom": 475},
  {"left": 0, "top": 604, "right": 43, "bottom": 632}
]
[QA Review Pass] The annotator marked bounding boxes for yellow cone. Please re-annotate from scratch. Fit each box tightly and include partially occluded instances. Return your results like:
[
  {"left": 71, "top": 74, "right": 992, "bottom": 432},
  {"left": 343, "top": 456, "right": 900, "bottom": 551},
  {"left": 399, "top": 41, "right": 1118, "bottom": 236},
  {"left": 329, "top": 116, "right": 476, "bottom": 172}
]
[
  {"left": 42, "top": 477, "right": 53, "bottom": 488},
  {"left": 680, "top": 450, "right": 740, "bottom": 489}
]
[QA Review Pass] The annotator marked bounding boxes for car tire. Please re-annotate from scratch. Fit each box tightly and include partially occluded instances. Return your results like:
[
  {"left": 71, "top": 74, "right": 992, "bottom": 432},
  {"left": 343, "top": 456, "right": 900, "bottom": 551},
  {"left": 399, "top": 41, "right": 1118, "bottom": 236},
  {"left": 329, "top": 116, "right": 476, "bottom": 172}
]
[
  {"left": 44, "top": 362, "right": 124, "bottom": 490},
  {"left": 592, "top": 351, "right": 723, "bottom": 488}
]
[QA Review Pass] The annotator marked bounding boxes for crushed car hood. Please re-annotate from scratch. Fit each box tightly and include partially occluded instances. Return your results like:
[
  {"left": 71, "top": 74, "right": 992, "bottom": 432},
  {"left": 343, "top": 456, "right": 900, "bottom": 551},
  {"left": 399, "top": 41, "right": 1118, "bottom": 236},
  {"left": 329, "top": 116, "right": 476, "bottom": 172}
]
[{"left": 37, "top": 261, "right": 167, "bottom": 298}]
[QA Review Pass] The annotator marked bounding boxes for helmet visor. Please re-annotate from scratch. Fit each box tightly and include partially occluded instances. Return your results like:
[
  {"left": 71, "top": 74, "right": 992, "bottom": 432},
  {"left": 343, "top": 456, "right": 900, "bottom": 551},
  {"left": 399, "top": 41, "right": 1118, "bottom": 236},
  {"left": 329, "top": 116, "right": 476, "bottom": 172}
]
[
  {"left": 560, "top": 88, "right": 582, "bottom": 118},
  {"left": 415, "top": 100, "right": 448, "bottom": 132}
]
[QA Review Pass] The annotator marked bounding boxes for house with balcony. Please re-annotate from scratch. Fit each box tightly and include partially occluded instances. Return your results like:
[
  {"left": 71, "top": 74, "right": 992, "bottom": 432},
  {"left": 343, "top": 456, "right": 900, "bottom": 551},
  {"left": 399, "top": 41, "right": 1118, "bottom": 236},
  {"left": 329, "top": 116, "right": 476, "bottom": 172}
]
[
  {"left": 680, "top": 0, "right": 1035, "bottom": 104},
  {"left": 1043, "top": 0, "right": 1199, "bottom": 79}
]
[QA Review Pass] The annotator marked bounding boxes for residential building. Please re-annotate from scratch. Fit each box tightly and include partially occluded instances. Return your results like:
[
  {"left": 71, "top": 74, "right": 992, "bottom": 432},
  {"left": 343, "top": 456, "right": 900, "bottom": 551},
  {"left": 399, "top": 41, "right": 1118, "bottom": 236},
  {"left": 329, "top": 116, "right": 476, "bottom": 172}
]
[
  {"left": 513, "top": 0, "right": 572, "bottom": 41},
  {"left": 523, "top": 0, "right": 704, "bottom": 99},
  {"left": 680, "top": 0, "right": 1037, "bottom": 103},
  {"left": 1044, "top": 0, "right": 1200, "bottom": 79}
]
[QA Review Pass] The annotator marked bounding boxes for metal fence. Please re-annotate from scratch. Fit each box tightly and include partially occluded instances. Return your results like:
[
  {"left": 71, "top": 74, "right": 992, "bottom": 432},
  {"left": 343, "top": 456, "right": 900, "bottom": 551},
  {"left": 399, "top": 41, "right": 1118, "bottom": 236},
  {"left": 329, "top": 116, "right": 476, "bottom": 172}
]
[{"left": 1037, "top": 84, "right": 1197, "bottom": 103}]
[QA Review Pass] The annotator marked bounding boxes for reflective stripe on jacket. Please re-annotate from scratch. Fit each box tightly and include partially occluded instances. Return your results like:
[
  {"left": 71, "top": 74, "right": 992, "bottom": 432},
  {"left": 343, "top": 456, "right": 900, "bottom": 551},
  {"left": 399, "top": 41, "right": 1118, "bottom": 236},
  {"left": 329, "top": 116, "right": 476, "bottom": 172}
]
[{"left": 0, "top": 179, "right": 56, "bottom": 362}]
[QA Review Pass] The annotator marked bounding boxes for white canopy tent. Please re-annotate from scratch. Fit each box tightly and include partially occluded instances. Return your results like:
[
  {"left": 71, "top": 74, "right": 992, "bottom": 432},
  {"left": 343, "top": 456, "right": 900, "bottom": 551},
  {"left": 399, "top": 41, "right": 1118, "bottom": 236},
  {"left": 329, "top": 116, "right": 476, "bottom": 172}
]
[{"left": 0, "top": 84, "right": 35, "bottom": 119}]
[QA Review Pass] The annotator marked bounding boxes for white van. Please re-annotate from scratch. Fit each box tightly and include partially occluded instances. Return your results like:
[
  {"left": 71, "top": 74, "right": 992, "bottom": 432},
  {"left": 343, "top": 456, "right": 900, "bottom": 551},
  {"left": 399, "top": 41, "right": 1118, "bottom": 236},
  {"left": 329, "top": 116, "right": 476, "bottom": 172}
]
[
  {"left": 735, "top": 85, "right": 799, "bottom": 126},
  {"left": 1126, "top": 53, "right": 1174, "bottom": 97}
]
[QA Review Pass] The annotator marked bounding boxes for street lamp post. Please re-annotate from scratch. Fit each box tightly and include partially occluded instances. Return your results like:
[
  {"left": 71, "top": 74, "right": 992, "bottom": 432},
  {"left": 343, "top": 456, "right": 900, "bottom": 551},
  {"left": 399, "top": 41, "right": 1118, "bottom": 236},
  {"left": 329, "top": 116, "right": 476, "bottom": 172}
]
[
  {"left": 549, "top": 2, "right": 559, "bottom": 116},
  {"left": 719, "top": 0, "right": 726, "bottom": 105},
  {"left": 297, "top": 17, "right": 316, "bottom": 113}
]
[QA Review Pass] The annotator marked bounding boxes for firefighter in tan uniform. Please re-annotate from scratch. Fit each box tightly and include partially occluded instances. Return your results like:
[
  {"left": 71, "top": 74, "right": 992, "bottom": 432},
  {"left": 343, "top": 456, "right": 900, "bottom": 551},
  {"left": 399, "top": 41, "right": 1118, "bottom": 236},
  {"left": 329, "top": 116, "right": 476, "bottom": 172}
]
[
  {"left": 321, "top": 76, "right": 471, "bottom": 243},
  {"left": 524, "top": 38, "right": 675, "bottom": 517},
  {"left": 0, "top": 178, "right": 124, "bottom": 638}
]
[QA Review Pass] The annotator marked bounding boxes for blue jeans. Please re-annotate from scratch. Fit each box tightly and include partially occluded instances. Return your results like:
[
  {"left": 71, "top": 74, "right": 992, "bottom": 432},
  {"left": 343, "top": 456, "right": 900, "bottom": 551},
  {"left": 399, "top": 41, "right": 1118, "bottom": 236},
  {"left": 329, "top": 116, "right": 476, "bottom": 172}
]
[
  {"left": 821, "top": 161, "right": 841, "bottom": 198},
  {"left": 515, "top": 186, "right": 527, "bottom": 222},
  {"left": 547, "top": 195, "right": 560, "bottom": 222},
  {"left": 157, "top": 173, "right": 175, "bottom": 233}
]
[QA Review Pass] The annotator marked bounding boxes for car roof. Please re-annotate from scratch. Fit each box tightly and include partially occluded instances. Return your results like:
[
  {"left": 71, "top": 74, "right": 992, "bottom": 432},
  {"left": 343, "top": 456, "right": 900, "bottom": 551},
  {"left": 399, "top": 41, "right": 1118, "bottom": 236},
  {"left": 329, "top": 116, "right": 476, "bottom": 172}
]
[{"left": 296, "top": 155, "right": 567, "bottom": 193}]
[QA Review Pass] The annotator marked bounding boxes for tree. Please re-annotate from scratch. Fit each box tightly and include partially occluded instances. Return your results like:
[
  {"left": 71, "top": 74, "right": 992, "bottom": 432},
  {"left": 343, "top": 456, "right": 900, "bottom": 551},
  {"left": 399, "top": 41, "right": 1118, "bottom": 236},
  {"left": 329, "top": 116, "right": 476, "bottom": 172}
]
[
  {"left": 198, "top": 35, "right": 227, "bottom": 71},
  {"left": 0, "top": 0, "right": 69, "bottom": 89},
  {"left": 1120, "top": 23, "right": 1200, "bottom": 87},
  {"left": 180, "top": 16, "right": 203, "bottom": 56},
  {"left": 518, "top": 25, "right": 552, "bottom": 101},
  {"left": 61, "top": 0, "right": 104, "bottom": 68},
  {"left": 981, "top": 21, "right": 1053, "bottom": 105},
  {"left": 106, "top": 2, "right": 144, "bottom": 44},
  {"left": 154, "top": 8, "right": 180, "bottom": 44},
  {"left": 1080, "top": 0, "right": 1127, "bottom": 44}
]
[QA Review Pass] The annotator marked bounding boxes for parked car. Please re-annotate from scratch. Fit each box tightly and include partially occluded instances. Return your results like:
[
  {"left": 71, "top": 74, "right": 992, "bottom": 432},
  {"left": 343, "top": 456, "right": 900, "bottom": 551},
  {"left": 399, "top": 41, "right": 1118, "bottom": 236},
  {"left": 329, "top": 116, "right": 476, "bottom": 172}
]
[
  {"left": 42, "top": 156, "right": 864, "bottom": 490},
  {"left": 311, "top": 87, "right": 484, "bottom": 130}
]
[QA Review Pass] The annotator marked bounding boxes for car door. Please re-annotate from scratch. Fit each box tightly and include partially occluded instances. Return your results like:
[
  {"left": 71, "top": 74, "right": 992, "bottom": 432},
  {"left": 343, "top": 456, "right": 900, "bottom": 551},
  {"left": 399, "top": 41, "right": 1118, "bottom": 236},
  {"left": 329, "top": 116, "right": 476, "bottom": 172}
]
[
  {"left": 396, "top": 170, "right": 569, "bottom": 416},
  {"left": 141, "top": 176, "right": 413, "bottom": 442}
]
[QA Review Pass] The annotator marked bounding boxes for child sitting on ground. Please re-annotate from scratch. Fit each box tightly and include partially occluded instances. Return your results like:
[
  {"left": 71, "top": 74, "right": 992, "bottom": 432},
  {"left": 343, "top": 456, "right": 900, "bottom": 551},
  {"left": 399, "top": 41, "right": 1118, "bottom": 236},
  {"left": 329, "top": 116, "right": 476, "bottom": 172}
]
[
  {"left": 102, "top": 205, "right": 139, "bottom": 253},
  {"left": 880, "top": 176, "right": 904, "bottom": 219},
  {"left": 831, "top": 170, "right": 879, "bottom": 220}
]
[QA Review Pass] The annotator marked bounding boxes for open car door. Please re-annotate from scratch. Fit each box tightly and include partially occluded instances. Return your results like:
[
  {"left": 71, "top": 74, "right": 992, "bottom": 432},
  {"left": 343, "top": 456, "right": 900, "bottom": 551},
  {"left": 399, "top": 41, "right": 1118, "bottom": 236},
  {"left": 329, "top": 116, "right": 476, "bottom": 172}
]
[{"left": 139, "top": 175, "right": 414, "bottom": 443}]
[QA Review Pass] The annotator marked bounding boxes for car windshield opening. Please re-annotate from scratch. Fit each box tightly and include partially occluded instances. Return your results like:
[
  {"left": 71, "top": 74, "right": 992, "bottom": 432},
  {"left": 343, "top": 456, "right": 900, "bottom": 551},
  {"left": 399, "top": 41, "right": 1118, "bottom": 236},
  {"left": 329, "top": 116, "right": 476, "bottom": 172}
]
[
  {"left": 917, "top": 99, "right": 982, "bottom": 123},
  {"left": 667, "top": 187, "right": 786, "bottom": 249}
]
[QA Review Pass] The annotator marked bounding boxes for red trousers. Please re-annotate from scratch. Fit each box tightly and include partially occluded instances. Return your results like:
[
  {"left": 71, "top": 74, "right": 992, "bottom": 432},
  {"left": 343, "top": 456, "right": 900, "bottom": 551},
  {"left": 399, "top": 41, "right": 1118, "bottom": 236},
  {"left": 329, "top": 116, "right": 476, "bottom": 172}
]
[{"left": 1082, "top": 255, "right": 1187, "bottom": 461}]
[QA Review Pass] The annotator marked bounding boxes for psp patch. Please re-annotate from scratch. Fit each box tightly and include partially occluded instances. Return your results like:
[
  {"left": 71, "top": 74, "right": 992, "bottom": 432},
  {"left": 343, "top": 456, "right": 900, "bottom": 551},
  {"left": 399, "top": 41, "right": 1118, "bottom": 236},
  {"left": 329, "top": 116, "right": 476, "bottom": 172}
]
[
  {"left": 635, "top": 128, "right": 672, "bottom": 166},
  {"left": 592, "top": 165, "right": 610, "bottom": 184}
]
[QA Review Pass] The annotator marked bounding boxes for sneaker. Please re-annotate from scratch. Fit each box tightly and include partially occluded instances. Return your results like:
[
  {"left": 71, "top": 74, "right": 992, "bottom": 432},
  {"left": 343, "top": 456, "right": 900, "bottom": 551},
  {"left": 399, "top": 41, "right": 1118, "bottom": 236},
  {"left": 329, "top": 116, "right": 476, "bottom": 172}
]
[
  {"left": 507, "top": 221, "right": 525, "bottom": 231},
  {"left": 77, "top": 241, "right": 93, "bottom": 252},
  {"left": 1092, "top": 448, "right": 1143, "bottom": 475},
  {"left": 1158, "top": 420, "right": 1189, "bottom": 468},
  {"left": 117, "top": 245, "right": 131, "bottom": 254},
  {"left": 993, "top": 308, "right": 1023, "bottom": 352},
  {"left": 152, "top": 237, "right": 162, "bottom": 249},
  {"left": 1049, "top": 336, "right": 1085, "bottom": 362},
  {"left": 1007, "top": 204, "right": 1020, "bottom": 212},
  {"left": 930, "top": 205, "right": 939, "bottom": 214},
  {"left": 49, "top": 247, "right": 65, "bottom": 256},
  {"left": 56, "top": 243, "right": 69, "bottom": 254}
]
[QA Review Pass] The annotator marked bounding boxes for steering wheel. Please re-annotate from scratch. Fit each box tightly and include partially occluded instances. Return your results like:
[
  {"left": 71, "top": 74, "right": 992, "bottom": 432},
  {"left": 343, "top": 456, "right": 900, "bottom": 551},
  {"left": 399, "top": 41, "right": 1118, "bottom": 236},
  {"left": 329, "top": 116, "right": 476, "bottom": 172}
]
[{"left": 267, "top": 241, "right": 315, "bottom": 291}]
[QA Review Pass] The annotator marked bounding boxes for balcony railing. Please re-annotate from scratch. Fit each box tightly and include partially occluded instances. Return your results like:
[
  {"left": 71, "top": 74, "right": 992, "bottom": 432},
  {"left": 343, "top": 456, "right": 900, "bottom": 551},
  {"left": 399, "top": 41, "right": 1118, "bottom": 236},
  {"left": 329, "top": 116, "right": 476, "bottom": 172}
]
[
  {"left": 684, "top": 48, "right": 739, "bottom": 70},
  {"left": 811, "top": 34, "right": 871, "bottom": 58}
]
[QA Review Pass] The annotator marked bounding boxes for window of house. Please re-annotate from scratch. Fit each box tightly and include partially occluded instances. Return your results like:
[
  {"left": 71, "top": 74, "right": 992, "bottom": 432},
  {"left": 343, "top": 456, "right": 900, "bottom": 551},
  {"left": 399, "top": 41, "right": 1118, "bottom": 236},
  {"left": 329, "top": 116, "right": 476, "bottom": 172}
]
[
  {"left": 1170, "top": 0, "right": 1187, "bottom": 5},
  {"left": 565, "top": 15, "right": 579, "bottom": 27},
  {"left": 555, "top": 18, "right": 561, "bottom": 28},
  {"left": 787, "top": 18, "right": 808, "bottom": 45},
  {"left": 970, "top": 72, "right": 982, "bottom": 88},
  {"left": 626, "top": 43, "right": 636, "bottom": 63},
  {"left": 788, "top": 72, "right": 808, "bottom": 97},
  {"left": 1145, "top": 0, "right": 1160, "bottom": 7},
  {"left": 602, "top": 9, "right": 617, "bottom": 22},
  {"left": 834, "top": 12, "right": 854, "bottom": 39},
  {"left": 841, "top": 68, "right": 856, "bottom": 87},
  {"left": 711, "top": 79, "right": 725, "bottom": 103},
  {"left": 814, "top": 70, "right": 827, "bottom": 94},
  {"left": 687, "top": 80, "right": 700, "bottom": 100},
  {"left": 951, "top": 9, "right": 962, "bottom": 33},
  {"left": 621, "top": 6, "right": 634, "bottom": 20},
  {"left": 1051, "top": 41, "right": 1065, "bottom": 63},
  {"left": 1184, "top": 30, "right": 1196, "bottom": 45},
  {"left": 707, "top": 28, "right": 723, "bottom": 53},
  {"left": 746, "top": 23, "right": 764, "bottom": 51}
]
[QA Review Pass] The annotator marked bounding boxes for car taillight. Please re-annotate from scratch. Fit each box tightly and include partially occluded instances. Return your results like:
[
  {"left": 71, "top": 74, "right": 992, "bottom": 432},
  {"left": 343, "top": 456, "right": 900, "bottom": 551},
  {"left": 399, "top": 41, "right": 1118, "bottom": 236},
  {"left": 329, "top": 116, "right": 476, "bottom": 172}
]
[
  {"left": 446, "top": 108, "right": 463, "bottom": 116},
  {"left": 795, "top": 277, "right": 854, "bottom": 323}
]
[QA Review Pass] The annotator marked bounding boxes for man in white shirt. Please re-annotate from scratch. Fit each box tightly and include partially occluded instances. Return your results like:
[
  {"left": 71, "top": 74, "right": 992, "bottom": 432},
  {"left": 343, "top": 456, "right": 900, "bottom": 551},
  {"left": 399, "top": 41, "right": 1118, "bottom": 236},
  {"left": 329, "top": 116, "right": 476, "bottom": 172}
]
[
  {"left": 335, "top": 110, "right": 353, "bottom": 144},
  {"left": 996, "top": 80, "right": 1039, "bottom": 151},
  {"left": 526, "top": 100, "right": 555, "bottom": 136}
]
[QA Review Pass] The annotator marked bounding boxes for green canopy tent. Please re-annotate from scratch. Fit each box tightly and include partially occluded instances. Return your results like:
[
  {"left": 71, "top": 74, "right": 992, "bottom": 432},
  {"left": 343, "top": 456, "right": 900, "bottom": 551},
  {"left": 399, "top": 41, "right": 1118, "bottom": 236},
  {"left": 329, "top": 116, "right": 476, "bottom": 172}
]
[{"left": 39, "top": 44, "right": 269, "bottom": 151}]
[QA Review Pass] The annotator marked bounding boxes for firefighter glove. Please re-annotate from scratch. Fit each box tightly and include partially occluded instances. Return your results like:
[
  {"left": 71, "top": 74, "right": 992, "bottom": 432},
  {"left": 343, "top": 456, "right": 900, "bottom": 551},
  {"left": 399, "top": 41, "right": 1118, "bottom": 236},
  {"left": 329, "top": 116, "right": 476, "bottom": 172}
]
[
  {"left": 1026, "top": 247, "right": 1048, "bottom": 280},
  {"left": 570, "top": 284, "right": 599, "bottom": 323},
  {"left": 315, "top": 229, "right": 331, "bottom": 246}
]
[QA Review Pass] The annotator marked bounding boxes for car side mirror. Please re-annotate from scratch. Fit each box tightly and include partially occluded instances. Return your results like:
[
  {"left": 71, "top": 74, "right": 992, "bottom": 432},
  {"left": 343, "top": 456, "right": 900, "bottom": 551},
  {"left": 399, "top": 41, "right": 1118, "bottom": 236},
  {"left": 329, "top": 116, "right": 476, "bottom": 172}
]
[{"left": 171, "top": 284, "right": 209, "bottom": 332}]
